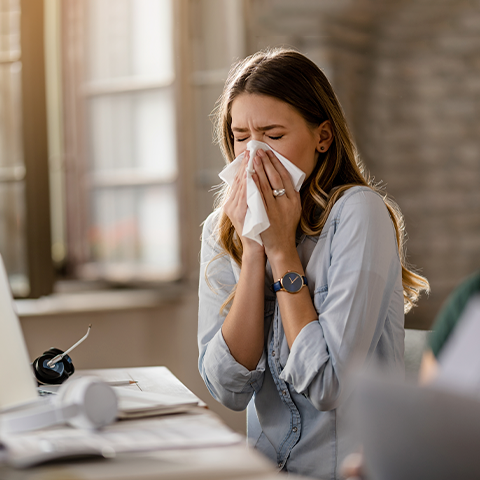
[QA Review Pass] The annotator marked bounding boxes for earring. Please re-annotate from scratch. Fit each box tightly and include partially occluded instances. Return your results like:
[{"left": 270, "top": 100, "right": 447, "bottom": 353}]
[{"left": 320, "top": 146, "right": 325, "bottom": 151}]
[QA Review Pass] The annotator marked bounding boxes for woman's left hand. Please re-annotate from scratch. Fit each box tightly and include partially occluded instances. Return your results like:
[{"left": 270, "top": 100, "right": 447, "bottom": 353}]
[{"left": 252, "top": 149, "right": 302, "bottom": 262}]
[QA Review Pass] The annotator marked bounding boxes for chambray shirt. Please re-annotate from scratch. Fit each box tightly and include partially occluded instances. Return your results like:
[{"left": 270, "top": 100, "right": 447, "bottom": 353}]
[{"left": 198, "top": 186, "right": 405, "bottom": 479}]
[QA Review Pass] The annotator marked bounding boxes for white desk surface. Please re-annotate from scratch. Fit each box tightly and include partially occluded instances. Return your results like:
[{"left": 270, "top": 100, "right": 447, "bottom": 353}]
[{"left": 0, "top": 366, "right": 313, "bottom": 480}]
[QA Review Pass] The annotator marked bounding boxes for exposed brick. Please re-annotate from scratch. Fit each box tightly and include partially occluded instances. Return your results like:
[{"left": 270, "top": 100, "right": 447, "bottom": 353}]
[{"left": 249, "top": 0, "right": 480, "bottom": 329}]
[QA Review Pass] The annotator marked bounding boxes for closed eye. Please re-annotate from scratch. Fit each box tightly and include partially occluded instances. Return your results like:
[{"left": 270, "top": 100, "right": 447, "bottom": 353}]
[
  {"left": 235, "top": 137, "right": 249, "bottom": 142},
  {"left": 267, "top": 135, "right": 283, "bottom": 140}
]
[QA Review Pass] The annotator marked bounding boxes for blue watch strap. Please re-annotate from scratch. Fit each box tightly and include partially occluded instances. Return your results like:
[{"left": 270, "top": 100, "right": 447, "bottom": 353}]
[{"left": 272, "top": 280, "right": 282, "bottom": 293}]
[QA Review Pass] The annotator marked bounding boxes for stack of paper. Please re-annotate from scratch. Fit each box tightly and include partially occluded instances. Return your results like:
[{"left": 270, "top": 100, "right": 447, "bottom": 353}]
[
  {"left": 114, "top": 388, "right": 199, "bottom": 419},
  {"left": 0, "top": 412, "right": 242, "bottom": 468}
]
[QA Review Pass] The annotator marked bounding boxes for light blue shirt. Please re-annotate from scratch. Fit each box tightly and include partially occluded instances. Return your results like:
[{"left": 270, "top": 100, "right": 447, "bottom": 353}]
[{"left": 198, "top": 186, "right": 405, "bottom": 479}]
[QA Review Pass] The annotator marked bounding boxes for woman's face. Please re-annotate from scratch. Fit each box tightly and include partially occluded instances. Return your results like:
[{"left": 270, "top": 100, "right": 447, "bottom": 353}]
[{"left": 230, "top": 93, "right": 325, "bottom": 179}]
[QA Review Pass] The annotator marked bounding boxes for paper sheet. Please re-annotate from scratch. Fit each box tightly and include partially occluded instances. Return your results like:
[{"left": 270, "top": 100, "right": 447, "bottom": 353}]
[{"left": 0, "top": 412, "right": 242, "bottom": 468}]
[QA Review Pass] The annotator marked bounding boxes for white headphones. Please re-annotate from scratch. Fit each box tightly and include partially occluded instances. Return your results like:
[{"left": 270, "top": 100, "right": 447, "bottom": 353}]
[{"left": 0, "top": 376, "right": 118, "bottom": 435}]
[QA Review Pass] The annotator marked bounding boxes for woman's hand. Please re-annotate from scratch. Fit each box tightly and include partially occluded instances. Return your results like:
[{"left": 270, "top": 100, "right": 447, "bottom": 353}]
[
  {"left": 223, "top": 151, "right": 265, "bottom": 258},
  {"left": 252, "top": 149, "right": 302, "bottom": 263}
]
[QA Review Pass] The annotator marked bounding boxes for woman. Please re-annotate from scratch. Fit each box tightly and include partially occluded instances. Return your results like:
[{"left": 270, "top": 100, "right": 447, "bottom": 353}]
[{"left": 198, "top": 48, "right": 429, "bottom": 479}]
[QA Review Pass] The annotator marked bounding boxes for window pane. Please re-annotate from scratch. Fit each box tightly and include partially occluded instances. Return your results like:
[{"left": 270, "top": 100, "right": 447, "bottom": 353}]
[
  {"left": 0, "top": 182, "right": 28, "bottom": 295},
  {"left": 88, "top": 87, "right": 177, "bottom": 177},
  {"left": 0, "top": 0, "right": 27, "bottom": 297},
  {"left": 0, "top": 62, "right": 22, "bottom": 168},
  {"left": 88, "top": 184, "right": 180, "bottom": 279},
  {"left": 131, "top": 0, "right": 173, "bottom": 78},
  {"left": 75, "top": 0, "right": 179, "bottom": 281},
  {"left": 0, "top": 0, "right": 21, "bottom": 58},
  {"left": 86, "top": 0, "right": 173, "bottom": 81}
]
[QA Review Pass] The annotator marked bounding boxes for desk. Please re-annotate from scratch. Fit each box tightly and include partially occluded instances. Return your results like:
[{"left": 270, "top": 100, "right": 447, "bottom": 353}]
[{"left": 0, "top": 367, "right": 312, "bottom": 480}]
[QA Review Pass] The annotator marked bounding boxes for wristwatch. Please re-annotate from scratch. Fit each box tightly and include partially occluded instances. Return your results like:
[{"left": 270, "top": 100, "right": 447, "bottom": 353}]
[{"left": 272, "top": 271, "right": 308, "bottom": 294}]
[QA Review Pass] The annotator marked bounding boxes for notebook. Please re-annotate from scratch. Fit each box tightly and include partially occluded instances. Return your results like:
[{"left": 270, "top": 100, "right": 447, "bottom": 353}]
[{"left": 0, "top": 255, "right": 40, "bottom": 411}]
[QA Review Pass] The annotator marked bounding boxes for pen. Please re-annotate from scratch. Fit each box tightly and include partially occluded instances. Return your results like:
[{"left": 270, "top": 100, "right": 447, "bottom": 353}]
[{"left": 107, "top": 380, "right": 138, "bottom": 386}]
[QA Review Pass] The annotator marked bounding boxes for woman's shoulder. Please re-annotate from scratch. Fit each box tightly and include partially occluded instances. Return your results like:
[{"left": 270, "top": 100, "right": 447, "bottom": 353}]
[
  {"left": 200, "top": 210, "right": 221, "bottom": 249},
  {"left": 331, "top": 185, "right": 388, "bottom": 221},
  {"left": 202, "top": 210, "right": 221, "bottom": 236}
]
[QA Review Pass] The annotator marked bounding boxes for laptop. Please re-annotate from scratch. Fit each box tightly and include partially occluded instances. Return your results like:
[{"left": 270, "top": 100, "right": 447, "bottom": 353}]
[{"left": 0, "top": 254, "right": 42, "bottom": 412}]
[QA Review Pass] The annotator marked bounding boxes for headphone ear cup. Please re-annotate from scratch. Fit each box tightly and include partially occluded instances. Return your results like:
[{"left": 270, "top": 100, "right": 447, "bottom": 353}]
[
  {"left": 57, "top": 377, "right": 118, "bottom": 429},
  {"left": 61, "top": 354, "right": 75, "bottom": 378},
  {"left": 1, "top": 377, "right": 118, "bottom": 435}
]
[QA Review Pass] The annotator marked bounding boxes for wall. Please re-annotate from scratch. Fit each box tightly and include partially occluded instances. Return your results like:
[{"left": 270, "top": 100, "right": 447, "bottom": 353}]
[{"left": 246, "top": 0, "right": 480, "bottom": 329}]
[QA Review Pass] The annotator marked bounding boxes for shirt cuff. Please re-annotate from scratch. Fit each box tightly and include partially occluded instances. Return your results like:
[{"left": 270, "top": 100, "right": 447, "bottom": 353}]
[
  {"left": 205, "top": 328, "right": 266, "bottom": 393},
  {"left": 279, "top": 320, "right": 329, "bottom": 393}
]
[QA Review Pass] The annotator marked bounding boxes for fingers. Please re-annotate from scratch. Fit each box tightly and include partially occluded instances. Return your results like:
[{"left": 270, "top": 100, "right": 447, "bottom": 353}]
[
  {"left": 252, "top": 152, "right": 276, "bottom": 202},
  {"left": 263, "top": 150, "right": 296, "bottom": 197},
  {"left": 253, "top": 149, "right": 295, "bottom": 201}
]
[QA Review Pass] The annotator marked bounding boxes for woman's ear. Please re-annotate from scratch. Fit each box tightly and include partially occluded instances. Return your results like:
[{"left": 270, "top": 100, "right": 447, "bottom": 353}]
[{"left": 316, "top": 120, "right": 334, "bottom": 153}]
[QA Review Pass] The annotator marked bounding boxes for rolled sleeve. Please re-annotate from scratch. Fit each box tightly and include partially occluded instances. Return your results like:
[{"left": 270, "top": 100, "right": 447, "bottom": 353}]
[
  {"left": 280, "top": 320, "right": 329, "bottom": 392},
  {"left": 203, "top": 329, "right": 266, "bottom": 405}
]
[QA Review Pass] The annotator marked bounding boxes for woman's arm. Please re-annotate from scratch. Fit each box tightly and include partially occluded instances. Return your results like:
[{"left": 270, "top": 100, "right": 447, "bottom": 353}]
[
  {"left": 255, "top": 151, "right": 402, "bottom": 411},
  {"left": 198, "top": 152, "right": 270, "bottom": 409},
  {"left": 282, "top": 190, "right": 403, "bottom": 410},
  {"left": 253, "top": 150, "right": 318, "bottom": 347},
  {"left": 198, "top": 214, "right": 266, "bottom": 410},
  {"left": 220, "top": 151, "right": 267, "bottom": 370},
  {"left": 220, "top": 248, "right": 266, "bottom": 370}
]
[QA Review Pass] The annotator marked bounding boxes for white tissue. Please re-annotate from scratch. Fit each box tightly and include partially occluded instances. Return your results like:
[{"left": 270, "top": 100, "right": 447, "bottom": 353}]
[{"left": 218, "top": 140, "right": 305, "bottom": 245}]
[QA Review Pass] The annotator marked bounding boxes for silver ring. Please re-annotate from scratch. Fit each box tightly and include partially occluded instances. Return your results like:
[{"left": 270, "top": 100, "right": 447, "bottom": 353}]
[{"left": 273, "top": 188, "right": 286, "bottom": 197}]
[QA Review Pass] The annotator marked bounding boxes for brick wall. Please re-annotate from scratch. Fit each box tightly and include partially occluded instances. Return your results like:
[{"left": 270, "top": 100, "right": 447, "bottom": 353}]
[{"left": 248, "top": 0, "right": 480, "bottom": 329}]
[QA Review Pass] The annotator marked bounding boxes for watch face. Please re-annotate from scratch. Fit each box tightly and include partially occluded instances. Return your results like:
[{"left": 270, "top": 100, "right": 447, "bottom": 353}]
[{"left": 282, "top": 272, "right": 303, "bottom": 293}]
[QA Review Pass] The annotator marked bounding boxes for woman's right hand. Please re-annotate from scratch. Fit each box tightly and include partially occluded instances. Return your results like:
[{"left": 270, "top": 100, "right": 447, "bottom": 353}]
[{"left": 223, "top": 151, "right": 265, "bottom": 257}]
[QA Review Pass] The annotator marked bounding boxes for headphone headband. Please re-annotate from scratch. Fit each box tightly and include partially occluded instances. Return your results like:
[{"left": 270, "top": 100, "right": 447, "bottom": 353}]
[{"left": 0, "top": 377, "right": 118, "bottom": 435}]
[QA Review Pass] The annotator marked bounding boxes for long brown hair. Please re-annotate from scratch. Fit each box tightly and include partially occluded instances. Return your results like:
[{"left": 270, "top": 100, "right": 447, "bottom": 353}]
[{"left": 209, "top": 47, "right": 429, "bottom": 313}]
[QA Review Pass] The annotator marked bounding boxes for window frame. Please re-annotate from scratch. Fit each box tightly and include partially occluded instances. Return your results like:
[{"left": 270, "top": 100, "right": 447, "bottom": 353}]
[{"left": 1, "top": 0, "right": 54, "bottom": 298}]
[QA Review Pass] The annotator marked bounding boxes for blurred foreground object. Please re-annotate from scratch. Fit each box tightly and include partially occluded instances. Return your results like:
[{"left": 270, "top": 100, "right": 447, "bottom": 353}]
[{"left": 355, "top": 295, "right": 480, "bottom": 480}]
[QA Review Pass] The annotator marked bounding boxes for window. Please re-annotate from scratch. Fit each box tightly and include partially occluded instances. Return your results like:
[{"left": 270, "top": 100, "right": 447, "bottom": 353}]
[
  {"left": 0, "top": 0, "right": 248, "bottom": 296},
  {"left": 0, "top": 0, "right": 25, "bottom": 293},
  {"left": 62, "top": 0, "right": 181, "bottom": 283}
]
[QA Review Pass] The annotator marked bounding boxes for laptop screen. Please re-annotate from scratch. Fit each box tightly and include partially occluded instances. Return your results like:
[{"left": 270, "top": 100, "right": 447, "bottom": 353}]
[{"left": 0, "top": 254, "right": 38, "bottom": 410}]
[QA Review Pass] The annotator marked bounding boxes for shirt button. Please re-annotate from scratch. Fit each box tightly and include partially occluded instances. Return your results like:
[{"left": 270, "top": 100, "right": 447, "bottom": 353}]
[
  {"left": 292, "top": 426, "right": 298, "bottom": 433},
  {"left": 282, "top": 390, "right": 287, "bottom": 396},
  {"left": 278, "top": 462, "right": 282, "bottom": 468},
  {"left": 271, "top": 350, "right": 275, "bottom": 357}
]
